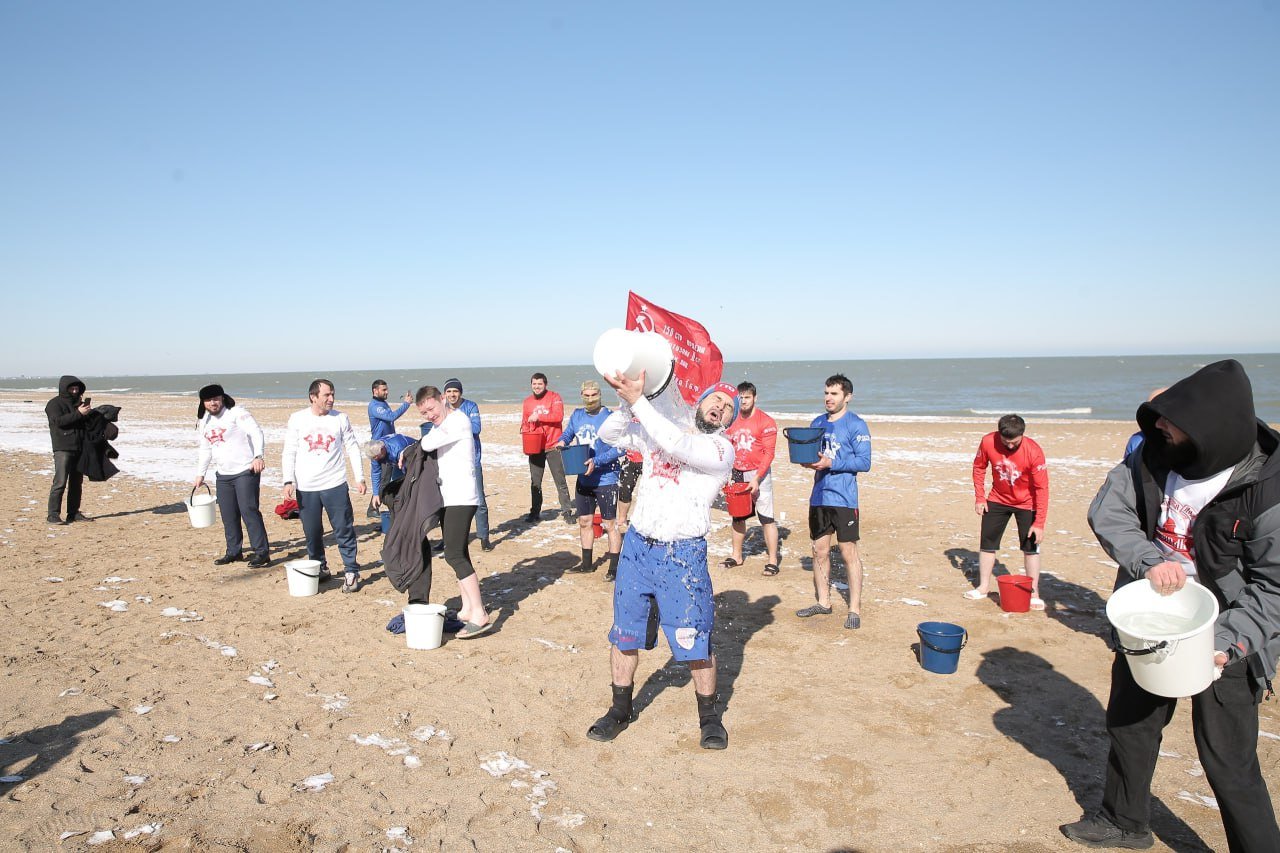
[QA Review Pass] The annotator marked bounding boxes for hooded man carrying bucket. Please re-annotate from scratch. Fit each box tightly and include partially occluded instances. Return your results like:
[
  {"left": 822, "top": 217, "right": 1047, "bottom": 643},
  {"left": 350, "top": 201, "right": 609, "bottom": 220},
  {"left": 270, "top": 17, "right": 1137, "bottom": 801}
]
[
  {"left": 1063, "top": 359, "right": 1280, "bottom": 852},
  {"left": 587, "top": 371, "right": 738, "bottom": 750}
]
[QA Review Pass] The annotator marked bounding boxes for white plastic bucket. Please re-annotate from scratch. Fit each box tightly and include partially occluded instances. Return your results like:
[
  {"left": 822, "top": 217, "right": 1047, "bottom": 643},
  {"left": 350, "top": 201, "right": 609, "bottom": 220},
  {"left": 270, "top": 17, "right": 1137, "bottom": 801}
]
[
  {"left": 403, "top": 603, "right": 447, "bottom": 650},
  {"left": 592, "top": 329, "right": 675, "bottom": 399},
  {"left": 186, "top": 485, "right": 216, "bottom": 528},
  {"left": 284, "top": 559, "right": 322, "bottom": 597},
  {"left": 1106, "top": 579, "right": 1220, "bottom": 698}
]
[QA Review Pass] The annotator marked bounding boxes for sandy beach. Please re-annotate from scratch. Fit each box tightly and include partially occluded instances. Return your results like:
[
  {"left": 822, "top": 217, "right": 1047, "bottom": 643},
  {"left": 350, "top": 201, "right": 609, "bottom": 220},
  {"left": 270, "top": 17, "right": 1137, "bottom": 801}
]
[{"left": 1, "top": 390, "right": 1276, "bottom": 852}]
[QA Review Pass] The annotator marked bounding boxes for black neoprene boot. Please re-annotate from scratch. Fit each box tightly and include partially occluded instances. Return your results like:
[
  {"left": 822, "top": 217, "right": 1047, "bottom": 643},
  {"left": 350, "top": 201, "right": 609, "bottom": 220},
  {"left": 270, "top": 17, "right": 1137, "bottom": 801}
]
[
  {"left": 587, "top": 683, "right": 634, "bottom": 742},
  {"left": 526, "top": 486, "right": 542, "bottom": 523},
  {"left": 697, "top": 691, "right": 727, "bottom": 750}
]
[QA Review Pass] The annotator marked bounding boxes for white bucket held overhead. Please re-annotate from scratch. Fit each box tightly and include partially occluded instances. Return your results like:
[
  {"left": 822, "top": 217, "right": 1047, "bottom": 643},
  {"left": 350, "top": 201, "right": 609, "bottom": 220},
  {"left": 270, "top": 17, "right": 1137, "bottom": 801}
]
[
  {"left": 284, "top": 560, "right": 322, "bottom": 597},
  {"left": 404, "top": 603, "right": 447, "bottom": 650},
  {"left": 186, "top": 485, "right": 216, "bottom": 528},
  {"left": 592, "top": 329, "right": 675, "bottom": 399},
  {"left": 1107, "top": 579, "right": 1220, "bottom": 698}
]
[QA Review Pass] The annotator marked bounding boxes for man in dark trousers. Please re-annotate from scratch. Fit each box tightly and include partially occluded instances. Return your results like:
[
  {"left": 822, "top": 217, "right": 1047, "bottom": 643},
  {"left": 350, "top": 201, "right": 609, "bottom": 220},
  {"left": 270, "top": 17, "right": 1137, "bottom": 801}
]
[
  {"left": 45, "top": 375, "right": 93, "bottom": 524},
  {"left": 1063, "top": 359, "right": 1280, "bottom": 852}
]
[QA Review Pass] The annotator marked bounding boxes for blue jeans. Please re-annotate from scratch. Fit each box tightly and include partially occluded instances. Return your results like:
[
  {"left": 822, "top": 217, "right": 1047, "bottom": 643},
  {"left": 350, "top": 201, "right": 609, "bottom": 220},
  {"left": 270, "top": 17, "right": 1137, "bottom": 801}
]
[
  {"left": 215, "top": 469, "right": 268, "bottom": 559},
  {"left": 297, "top": 483, "right": 358, "bottom": 575},
  {"left": 474, "top": 463, "right": 490, "bottom": 542}
]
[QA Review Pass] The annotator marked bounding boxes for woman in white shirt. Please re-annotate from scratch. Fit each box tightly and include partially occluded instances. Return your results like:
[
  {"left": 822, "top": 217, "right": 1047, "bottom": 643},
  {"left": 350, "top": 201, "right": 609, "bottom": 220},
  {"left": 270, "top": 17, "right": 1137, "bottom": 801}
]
[{"left": 417, "top": 386, "right": 492, "bottom": 639}]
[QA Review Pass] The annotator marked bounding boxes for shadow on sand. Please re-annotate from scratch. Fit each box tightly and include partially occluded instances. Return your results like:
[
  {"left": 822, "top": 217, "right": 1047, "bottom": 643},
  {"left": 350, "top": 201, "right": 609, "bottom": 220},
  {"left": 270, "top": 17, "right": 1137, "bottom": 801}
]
[{"left": 0, "top": 710, "right": 117, "bottom": 789}]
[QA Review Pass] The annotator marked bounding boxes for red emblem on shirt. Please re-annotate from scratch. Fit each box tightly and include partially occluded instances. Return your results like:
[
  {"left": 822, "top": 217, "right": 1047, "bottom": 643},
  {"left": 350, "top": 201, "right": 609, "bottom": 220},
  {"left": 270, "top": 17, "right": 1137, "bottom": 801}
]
[
  {"left": 304, "top": 433, "right": 335, "bottom": 453},
  {"left": 205, "top": 428, "right": 227, "bottom": 445},
  {"left": 648, "top": 449, "right": 682, "bottom": 484}
]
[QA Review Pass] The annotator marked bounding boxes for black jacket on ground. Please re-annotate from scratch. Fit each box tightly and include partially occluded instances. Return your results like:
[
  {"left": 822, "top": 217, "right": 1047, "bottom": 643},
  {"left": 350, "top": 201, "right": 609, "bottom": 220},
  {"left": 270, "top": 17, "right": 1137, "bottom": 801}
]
[{"left": 45, "top": 375, "right": 87, "bottom": 453}]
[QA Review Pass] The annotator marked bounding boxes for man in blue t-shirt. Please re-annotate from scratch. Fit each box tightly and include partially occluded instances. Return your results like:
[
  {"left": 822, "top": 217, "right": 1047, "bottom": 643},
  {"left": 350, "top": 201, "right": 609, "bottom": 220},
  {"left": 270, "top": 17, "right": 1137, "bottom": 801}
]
[
  {"left": 559, "top": 381, "right": 624, "bottom": 578},
  {"left": 799, "top": 373, "right": 872, "bottom": 629}
]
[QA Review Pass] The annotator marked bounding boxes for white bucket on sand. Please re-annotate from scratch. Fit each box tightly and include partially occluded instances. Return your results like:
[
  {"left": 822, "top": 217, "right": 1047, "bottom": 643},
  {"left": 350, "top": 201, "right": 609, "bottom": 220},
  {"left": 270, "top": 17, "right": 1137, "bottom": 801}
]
[
  {"left": 1107, "top": 579, "right": 1220, "bottom": 698},
  {"left": 592, "top": 329, "right": 675, "bottom": 399},
  {"left": 186, "top": 486, "right": 216, "bottom": 529},
  {"left": 404, "top": 603, "right": 447, "bottom": 650},
  {"left": 284, "top": 560, "right": 322, "bottom": 597}
]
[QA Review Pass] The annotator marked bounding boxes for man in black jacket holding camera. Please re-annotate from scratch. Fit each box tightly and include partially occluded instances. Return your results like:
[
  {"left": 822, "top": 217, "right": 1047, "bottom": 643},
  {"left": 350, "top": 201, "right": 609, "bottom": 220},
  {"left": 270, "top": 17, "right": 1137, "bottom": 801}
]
[{"left": 45, "top": 374, "right": 93, "bottom": 524}]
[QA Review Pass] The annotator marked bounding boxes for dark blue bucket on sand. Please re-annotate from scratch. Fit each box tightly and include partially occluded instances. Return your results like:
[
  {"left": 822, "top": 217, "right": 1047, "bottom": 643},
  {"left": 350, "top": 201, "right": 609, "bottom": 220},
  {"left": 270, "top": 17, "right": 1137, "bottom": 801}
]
[
  {"left": 917, "top": 622, "right": 967, "bottom": 675},
  {"left": 561, "top": 443, "right": 591, "bottom": 476},
  {"left": 783, "top": 427, "right": 825, "bottom": 464}
]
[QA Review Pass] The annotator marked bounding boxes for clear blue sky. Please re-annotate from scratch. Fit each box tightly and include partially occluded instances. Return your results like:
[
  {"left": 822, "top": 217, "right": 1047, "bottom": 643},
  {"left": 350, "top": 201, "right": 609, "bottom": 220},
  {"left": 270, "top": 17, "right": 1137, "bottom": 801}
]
[{"left": 2, "top": 2, "right": 1277, "bottom": 376}]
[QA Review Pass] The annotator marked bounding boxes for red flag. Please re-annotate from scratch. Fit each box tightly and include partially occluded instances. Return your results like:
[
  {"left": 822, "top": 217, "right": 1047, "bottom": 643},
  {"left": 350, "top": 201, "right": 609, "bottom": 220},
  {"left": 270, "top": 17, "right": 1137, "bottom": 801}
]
[{"left": 626, "top": 291, "right": 724, "bottom": 404}]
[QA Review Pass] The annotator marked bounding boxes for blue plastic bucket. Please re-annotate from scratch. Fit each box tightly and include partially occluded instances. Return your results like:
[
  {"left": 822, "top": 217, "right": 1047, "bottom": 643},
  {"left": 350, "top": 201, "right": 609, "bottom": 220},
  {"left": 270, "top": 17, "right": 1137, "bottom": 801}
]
[
  {"left": 561, "top": 443, "right": 591, "bottom": 476},
  {"left": 783, "top": 427, "right": 825, "bottom": 464},
  {"left": 917, "top": 621, "right": 967, "bottom": 675}
]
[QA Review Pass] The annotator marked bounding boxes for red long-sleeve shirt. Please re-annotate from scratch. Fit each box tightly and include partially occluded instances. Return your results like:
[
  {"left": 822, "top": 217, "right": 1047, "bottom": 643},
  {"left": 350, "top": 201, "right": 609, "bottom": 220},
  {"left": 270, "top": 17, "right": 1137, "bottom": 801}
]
[
  {"left": 973, "top": 432, "right": 1049, "bottom": 526},
  {"left": 520, "top": 391, "right": 564, "bottom": 447}
]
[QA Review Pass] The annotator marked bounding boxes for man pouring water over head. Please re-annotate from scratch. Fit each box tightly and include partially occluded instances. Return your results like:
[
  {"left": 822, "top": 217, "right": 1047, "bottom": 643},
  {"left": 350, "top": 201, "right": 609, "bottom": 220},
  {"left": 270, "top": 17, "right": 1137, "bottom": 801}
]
[{"left": 1063, "top": 359, "right": 1280, "bottom": 852}]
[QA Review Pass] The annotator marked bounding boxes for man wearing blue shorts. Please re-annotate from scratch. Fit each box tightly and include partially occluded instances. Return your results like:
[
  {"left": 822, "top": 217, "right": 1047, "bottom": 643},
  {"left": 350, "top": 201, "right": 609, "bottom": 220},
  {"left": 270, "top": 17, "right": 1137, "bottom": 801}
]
[
  {"left": 588, "top": 373, "right": 738, "bottom": 750},
  {"left": 799, "top": 373, "right": 872, "bottom": 629},
  {"left": 559, "top": 381, "right": 625, "bottom": 578}
]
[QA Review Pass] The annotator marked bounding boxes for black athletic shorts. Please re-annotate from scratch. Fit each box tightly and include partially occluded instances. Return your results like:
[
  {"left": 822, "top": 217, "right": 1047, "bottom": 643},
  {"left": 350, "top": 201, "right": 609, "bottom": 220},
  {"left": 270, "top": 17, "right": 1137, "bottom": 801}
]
[
  {"left": 809, "top": 505, "right": 859, "bottom": 543},
  {"left": 618, "top": 456, "right": 641, "bottom": 504},
  {"left": 979, "top": 501, "right": 1038, "bottom": 553}
]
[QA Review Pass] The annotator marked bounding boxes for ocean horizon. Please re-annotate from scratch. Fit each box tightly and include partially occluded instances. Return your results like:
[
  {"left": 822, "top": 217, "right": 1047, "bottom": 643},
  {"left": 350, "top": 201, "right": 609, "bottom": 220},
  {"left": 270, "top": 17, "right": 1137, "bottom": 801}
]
[{"left": 3, "top": 353, "right": 1277, "bottom": 423}]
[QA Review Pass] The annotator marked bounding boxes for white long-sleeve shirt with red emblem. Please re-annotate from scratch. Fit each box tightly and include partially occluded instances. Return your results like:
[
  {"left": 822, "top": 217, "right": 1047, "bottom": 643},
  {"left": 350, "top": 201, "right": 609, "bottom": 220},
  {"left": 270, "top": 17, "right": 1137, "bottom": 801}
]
[
  {"left": 598, "top": 396, "right": 734, "bottom": 542},
  {"left": 196, "top": 407, "right": 265, "bottom": 478},
  {"left": 281, "top": 409, "right": 365, "bottom": 492}
]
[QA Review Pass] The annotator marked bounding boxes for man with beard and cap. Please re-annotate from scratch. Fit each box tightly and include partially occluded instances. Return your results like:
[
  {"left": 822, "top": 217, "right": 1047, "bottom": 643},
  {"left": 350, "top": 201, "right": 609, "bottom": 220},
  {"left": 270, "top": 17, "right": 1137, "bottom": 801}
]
[
  {"left": 587, "top": 376, "right": 737, "bottom": 750},
  {"left": 192, "top": 385, "right": 270, "bottom": 567},
  {"left": 558, "top": 380, "right": 624, "bottom": 578},
  {"left": 45, "top": 375, "right": 92, "bottom": 524},
  {"left": 1062, "top": 359, "right": 1280, "bottom": 852}
]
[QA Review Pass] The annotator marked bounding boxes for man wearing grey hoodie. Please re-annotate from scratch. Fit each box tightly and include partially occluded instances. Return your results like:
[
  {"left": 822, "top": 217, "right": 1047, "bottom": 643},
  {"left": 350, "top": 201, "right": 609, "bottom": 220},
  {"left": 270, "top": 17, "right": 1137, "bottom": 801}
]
[{"left": 1063, "top": 359, "right": 1280, "bottom": 852}]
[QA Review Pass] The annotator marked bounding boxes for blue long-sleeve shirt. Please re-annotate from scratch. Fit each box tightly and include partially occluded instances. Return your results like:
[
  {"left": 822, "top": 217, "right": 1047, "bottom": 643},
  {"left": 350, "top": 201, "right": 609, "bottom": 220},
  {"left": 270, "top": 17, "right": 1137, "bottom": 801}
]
[
  {"left": 560, "top": 406, "right": 623, "bottom": 488},
  {"left": 369, "top": 397, "right": 411, "bottom": 440},
  {"left": 371, "top": 433, "right": 415, "bottom": 494},
  {"left": 808, "top": 411, "right": 872, "bottom": 508}
]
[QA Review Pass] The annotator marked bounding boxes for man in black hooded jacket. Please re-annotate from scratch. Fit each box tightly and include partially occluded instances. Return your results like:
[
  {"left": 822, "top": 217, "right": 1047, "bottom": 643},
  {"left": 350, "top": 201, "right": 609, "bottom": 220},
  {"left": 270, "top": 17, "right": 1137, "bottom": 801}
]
[
  {"left": 45, "top": 375, "right": 93, "bottom": 524},
  {"left": 1063, "top": 359, "right": 1280, "bottom": 852}
]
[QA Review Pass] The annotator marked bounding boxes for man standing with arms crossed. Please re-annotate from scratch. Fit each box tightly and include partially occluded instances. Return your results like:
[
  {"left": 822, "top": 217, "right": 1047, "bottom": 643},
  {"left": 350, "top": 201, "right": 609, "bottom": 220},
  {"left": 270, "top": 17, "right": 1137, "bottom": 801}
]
[
  {"left": 798, "top": 374, "right": 872, "bottom": 629},
  {"left": 368, "top": 379, "right": 413, "bottom": 441},
  {"left": 967, "top": 414, "right": 1050, "bottom": 609},
  {"left": 559, "top": 380, "right": 624, "bottom": 578},
  {"left": 443, "top": 378, "right": 492, "bottom": 551},
  {"left": 282, "top": 379, "right": 368, "bottom": 593},
  {"left": 587, "top": 376, "right": 738, "bottom": 750},
  {"left": 722, "top": 381, "right": 781, "bottom": 576},
  {"left": 520, "top": 372, "right": 574, "bottom": 524}
]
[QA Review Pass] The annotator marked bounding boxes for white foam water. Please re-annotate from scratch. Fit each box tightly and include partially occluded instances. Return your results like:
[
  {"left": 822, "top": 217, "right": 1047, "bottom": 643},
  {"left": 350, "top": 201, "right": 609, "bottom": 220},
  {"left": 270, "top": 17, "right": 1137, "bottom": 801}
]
[{"left": 1117, "top": 611, "right": 1204, "bottom": 637}]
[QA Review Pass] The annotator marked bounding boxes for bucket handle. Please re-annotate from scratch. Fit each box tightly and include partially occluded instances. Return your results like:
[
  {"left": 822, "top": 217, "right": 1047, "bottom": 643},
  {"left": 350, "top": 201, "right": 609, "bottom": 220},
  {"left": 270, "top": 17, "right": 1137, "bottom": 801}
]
[
  {"left": 189, "top": 484, "right": 212, "bottom": 504},
  {"left": 919, "top": 630, "right": 968, "bottom": 654},
  {"left": 287, "top": 563, "right": 321, "bottom": 579},
  {"left": 783, "top": 428, "right": 823, "bottom": 444},
  {"left": 1110, "top": 628, "right": 1168, "bottom": 656},
  {"left": 644, "top": 359, "right": 677, "bottom": 400}
]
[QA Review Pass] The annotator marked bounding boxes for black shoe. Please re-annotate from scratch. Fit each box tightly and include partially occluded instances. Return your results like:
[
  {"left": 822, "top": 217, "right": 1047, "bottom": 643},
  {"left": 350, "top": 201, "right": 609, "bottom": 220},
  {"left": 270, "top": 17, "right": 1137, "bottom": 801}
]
[
  {"left": 586, "top": 712, "right": 632, "bottom": 742},
  {"left": 1061, "top": 814, "right": 1153, "bottom": 849},
  {"left": 247, "top": 554, "right": 271, "bottom": 568},
  {"left": 480, "top": 540, "right": 494, "bottom": 552},
  {"left": 317, "top": 568, "right": 333, "bottom": 582},
  {"left": 47, "top": 514, "right": 63, "bottom": 524},
  {"left": 699, "top": 719, "right": 728, "bottom": 750},
  {"left": 604, "top": 568, "right": 616, "bottom": 582},
  {"left": 525, "top": 512, "right": 540, "bottom": 524},
  {"left": 213, "top": 553, "right": 244, "bottom": 566},
  {"left": 563, "top": 512, "right": 576, "bottom": 524},
  {"left": 568, "top": 565, "right": 595, "bottom": 574}
]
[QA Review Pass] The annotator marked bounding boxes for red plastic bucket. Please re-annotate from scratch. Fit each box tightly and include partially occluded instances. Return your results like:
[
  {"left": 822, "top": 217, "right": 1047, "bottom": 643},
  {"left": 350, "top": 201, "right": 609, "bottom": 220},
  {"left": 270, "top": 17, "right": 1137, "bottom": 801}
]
[
  {"left": 592, "top": 512, "right": 604, "bottom": 540},
  {"left": 997, "top": 574, "right": 1033, "bottom": 613},
  {"left": 522, "top": 432, "right": 544, "bottom": 455},
  {"left": 724, "top": 482, "right": 754, "bottom": 517}
]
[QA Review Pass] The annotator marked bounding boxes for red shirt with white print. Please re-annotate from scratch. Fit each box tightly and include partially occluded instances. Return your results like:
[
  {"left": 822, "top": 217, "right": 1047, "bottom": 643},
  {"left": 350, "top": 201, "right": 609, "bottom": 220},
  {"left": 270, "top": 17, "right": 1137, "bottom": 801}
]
[
  {"left": 972, "top": 432, "right": 1049, "bottom": 526},
  {"left": 725, "top": 407, "right": 777, "bottom": 479}
]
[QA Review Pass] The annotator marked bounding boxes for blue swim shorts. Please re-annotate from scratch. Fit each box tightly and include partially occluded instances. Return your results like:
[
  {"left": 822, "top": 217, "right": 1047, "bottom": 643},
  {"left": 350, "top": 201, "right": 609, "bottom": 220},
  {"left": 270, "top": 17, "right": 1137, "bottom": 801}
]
[{"left": 608, "top": 527, "right": 714, "bottom": 662}]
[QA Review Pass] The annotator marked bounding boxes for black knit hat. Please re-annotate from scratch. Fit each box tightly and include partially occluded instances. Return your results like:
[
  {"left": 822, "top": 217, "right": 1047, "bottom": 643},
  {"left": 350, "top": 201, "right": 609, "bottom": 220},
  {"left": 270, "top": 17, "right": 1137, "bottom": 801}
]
[{"left": 444, "top": 378, "right": 463, "bottom": 393}]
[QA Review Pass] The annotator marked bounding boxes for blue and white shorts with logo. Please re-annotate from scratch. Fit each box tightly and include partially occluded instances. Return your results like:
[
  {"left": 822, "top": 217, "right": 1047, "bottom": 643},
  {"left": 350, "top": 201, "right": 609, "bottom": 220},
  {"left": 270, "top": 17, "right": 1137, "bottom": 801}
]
[{"left": 609, "top": 527, "right": 714, "bottom": 662}]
